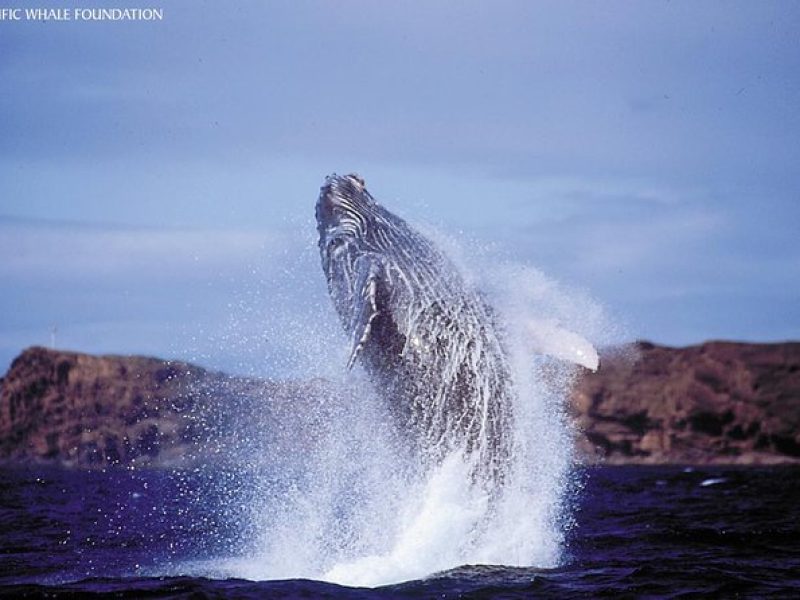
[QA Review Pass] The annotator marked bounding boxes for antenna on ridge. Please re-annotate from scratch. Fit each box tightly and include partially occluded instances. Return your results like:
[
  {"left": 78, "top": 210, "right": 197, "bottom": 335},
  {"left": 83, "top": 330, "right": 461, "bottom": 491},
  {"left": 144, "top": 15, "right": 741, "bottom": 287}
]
[{"left": 50, "top": 325, "right": 58, "bottom": 349}]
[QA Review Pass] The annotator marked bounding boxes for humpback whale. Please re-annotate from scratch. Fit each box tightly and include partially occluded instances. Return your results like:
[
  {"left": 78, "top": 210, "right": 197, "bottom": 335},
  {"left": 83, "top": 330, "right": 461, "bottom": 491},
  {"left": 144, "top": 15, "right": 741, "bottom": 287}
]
[{"left": 315, "top": 173, "right": 598, "bottom": 482}]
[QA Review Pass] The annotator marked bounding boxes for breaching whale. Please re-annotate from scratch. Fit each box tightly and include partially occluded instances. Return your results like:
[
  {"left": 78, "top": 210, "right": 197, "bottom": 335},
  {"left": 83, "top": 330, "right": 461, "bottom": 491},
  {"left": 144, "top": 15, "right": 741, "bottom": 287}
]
[{"left": 315, "top": 173, "right": 598, "bottom": 482}]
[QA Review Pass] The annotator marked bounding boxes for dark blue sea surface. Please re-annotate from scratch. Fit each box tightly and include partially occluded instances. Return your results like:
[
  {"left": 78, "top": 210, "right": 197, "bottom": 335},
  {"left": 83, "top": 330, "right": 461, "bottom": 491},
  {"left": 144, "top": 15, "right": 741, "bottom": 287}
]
[{"left": 0, "top": 465, "right": 798, "bottom": 598}]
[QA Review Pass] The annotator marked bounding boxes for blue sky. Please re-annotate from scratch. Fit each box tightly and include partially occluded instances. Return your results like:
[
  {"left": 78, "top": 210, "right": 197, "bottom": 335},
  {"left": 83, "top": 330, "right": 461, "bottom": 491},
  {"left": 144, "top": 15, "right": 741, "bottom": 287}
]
[{"left": 1, "top": 1, "right": 799, "bottom": 375}]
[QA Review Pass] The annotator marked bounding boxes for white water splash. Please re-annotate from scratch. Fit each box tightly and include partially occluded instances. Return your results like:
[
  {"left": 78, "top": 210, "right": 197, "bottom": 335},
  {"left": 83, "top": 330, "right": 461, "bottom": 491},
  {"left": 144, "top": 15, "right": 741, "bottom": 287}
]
[{"left": 169, "top": 222, "right": 622, "bottom": 587}]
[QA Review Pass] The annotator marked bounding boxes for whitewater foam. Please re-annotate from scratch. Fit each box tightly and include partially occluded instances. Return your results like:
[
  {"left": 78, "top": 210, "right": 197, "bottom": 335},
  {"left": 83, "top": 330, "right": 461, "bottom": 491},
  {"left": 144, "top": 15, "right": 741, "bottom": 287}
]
[{"left": 171, "top": 220, "right": 620, "bottom": 587}]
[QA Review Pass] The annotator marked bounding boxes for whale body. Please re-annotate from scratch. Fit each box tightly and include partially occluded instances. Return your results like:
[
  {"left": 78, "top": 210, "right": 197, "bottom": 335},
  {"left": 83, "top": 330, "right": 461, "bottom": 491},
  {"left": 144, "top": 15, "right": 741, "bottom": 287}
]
[{"left": 315, "top": 173, "right": 597, "bottom": 482}]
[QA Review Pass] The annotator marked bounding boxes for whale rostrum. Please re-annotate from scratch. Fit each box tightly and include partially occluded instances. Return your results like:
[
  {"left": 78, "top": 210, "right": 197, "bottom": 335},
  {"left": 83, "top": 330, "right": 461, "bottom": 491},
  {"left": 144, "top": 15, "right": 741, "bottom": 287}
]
[{"left": 315, "top": 173, "right": 598, "bottom": 482}]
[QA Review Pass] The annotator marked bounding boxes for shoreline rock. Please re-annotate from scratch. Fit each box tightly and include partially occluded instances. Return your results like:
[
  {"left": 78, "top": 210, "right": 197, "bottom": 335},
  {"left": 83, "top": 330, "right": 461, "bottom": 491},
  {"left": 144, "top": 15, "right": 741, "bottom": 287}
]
[
  {"left": 573, "top": 341, "right": 800, "bottom": 465},
  {"left": 1, "top": 342, "right": 799, "bottom": 468}
]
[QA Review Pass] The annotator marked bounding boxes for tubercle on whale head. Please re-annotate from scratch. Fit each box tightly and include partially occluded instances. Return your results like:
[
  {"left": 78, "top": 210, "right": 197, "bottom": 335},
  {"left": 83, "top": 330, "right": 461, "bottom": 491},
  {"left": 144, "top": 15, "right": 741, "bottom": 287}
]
[
  {"left": 316, "top": 173, "right": 370, "bottom": 224},
  {"left": 325, "top": 172, "right": 366, "bottom": 192},
  {"left": 315, "top": 172, "right": 375, "bottom": 254}
]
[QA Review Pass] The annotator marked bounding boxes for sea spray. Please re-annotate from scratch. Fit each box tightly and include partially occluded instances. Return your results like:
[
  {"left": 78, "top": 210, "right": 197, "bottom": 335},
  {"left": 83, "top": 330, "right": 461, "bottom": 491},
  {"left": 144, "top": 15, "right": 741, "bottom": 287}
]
[{"left": 169, "top": 219, "right": 620, "bottom": 586}]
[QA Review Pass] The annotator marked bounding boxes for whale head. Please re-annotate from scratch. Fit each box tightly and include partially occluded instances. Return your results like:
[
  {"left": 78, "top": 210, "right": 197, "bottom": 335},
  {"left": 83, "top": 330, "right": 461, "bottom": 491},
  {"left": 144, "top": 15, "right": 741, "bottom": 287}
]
[
  {"left": 316, "top": 173, "right": 382, "bottom": 313},
  {"left": 316, "top": 173, "right": 372, "bottom": 243}
]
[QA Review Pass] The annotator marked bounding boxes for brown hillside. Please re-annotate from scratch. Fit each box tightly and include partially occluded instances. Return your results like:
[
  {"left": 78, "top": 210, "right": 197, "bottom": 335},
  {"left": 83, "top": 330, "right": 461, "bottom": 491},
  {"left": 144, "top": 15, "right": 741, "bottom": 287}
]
[{"left": 1, "top": 342, "right": 798, "bottom": 467}]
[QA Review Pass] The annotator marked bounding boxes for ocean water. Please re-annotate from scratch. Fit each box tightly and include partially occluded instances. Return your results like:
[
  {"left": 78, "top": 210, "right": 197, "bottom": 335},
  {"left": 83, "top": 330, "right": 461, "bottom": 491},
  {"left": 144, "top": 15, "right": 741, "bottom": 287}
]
[
  {"left": 1, "top": 465, "right": 798, "bottom": 598},
  {"left": 159, "top": 253, "right": 615, "bottom": 592},
  {"left": 4, "top": 224, "right": 796, "bottom": 597}
]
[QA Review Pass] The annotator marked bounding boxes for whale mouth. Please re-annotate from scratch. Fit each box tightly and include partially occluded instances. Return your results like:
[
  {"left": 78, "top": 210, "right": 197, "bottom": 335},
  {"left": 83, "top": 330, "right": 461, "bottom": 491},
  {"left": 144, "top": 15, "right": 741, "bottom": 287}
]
[
  {"left": 318, "top": 174, "right": 368, "bottom": 212},
  {"left": 316, "top": 173, "right": 373, "bottom": 242},
  {"left": 317, "top": 174, "right": 351, "bottom": 232},
  {"left": 326, "top": 172, "right": 366, "bottom": 191}
]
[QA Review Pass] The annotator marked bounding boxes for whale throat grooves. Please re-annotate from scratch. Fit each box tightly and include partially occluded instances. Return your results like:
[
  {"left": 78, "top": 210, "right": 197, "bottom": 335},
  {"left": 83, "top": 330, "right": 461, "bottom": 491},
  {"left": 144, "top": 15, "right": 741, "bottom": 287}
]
[{"left": 315, "top": 173, "right": 515, "bottom": 483}]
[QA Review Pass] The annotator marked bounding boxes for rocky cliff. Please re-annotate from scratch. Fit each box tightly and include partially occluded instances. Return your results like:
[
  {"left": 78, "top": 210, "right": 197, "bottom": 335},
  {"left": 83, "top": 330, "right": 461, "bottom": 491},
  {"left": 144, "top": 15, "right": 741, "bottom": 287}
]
[
  {"left": 573, "top": 341, "right": 800, "bottom": 464},
  {"left": 1, "top": 342, "right": 798, "bottom": 467},
  {"left": 0, "top": 347, "right": 329, "bottom": 468}
]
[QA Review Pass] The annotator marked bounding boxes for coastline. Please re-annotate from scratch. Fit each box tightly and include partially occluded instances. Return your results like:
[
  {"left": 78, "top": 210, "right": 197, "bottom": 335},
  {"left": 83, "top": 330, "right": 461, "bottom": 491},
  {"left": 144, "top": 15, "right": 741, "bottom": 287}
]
[{"left": 2, "top": 342, "right": 798, "bottom": 468}]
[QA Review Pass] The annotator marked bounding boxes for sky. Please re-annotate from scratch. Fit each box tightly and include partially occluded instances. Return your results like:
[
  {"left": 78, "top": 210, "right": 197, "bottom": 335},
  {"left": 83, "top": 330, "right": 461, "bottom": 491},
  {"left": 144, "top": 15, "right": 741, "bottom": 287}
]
[{"left": 1, "top": 1, "right": 799, "bottom": 376}]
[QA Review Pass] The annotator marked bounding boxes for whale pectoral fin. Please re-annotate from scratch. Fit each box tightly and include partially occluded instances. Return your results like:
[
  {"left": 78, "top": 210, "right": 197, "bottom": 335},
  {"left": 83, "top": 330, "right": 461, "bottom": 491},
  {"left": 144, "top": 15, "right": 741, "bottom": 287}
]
[
  {"left": 347, "top": 260, "right": 382, "bottom": 370},
  {"left": 525, "top": 319, "right": 600, "bottom": 372}
]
